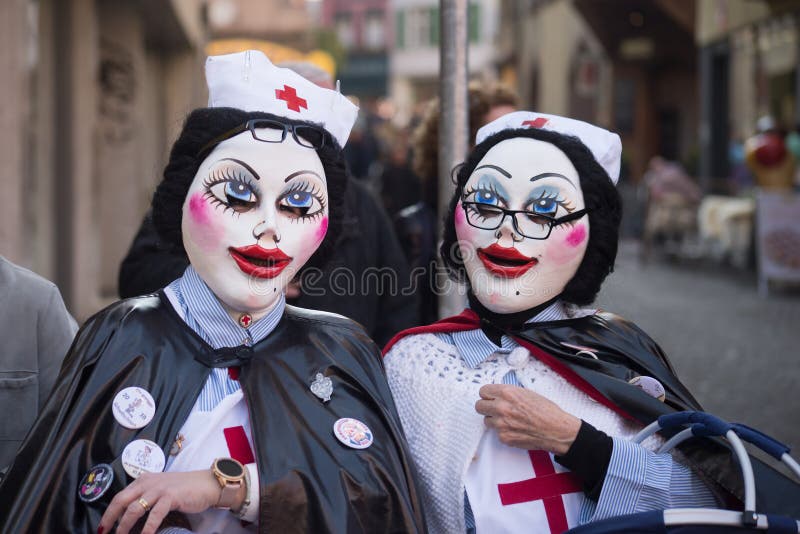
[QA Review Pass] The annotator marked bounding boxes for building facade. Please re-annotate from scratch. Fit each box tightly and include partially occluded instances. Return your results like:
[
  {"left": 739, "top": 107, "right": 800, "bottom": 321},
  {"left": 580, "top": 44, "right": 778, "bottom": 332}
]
[
  {"left": 0, "top": 0, "right": 207, "bottom": 320},
  {"left": 321, "top": 0, "right": 391, "bottom": 99},
  {"left": 389, "top": 0, "right": 501, "bottom": 126}
]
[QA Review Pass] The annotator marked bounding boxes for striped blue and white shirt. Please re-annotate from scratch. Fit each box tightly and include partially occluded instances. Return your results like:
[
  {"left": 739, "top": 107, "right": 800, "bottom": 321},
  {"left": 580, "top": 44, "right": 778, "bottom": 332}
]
[
  {"left": 436, "top": 301, "right": 717, "bottom": 530},
  {"left": 164, "top": 266, "right": 285, "bottom": 411}
]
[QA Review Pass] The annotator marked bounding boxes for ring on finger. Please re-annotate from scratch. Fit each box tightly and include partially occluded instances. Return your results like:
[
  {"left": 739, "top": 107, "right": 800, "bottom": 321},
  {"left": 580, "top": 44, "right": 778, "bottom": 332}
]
[{"left": 138, "top": 497, "right": 151, "bottom": 512}]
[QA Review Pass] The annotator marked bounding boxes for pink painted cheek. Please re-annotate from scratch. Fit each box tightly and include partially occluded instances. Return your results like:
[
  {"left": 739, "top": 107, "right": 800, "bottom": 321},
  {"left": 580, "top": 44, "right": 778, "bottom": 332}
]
[
  {"left": 546, "top": 224, "right": 588, "bottom": 265},
  {"left": 454, "top": 204, "right": 478, "bottom": 240},
  {"left": 565, "top": 225, "right": 587, "bottom": 248},
  {"left": 189, "top": 193, "right": 211, "bottom": 225},
  {"left": 184, "top": 192, "right": 224, "bottom": 253},
  {"left": 315, "top": 217, "right": 329, "bottom": 243}
]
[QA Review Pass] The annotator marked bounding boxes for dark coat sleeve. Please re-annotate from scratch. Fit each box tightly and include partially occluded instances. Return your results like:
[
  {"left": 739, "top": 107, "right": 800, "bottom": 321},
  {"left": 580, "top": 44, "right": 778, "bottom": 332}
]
[
  {"left": 363, "top": 185, "right": 421, "bottom": 345},
  {"left": 118, "top": 211, "right": 188, "bottom": 298}
]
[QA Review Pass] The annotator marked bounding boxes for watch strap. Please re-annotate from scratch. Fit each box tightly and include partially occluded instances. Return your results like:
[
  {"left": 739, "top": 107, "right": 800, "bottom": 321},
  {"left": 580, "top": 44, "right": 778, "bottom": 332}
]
[{"left": 216, "top": 479, "right": 242, "bottom": 509}]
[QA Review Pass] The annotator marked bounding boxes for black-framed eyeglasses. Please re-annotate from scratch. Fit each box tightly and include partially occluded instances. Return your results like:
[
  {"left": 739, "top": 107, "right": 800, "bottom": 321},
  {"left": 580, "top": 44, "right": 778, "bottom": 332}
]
[
  {"left": 461, "top": 201, "right": 589, "bottom": 240},
  {"left": 197, "top": 119, "right": 326, "bottom": 159}
]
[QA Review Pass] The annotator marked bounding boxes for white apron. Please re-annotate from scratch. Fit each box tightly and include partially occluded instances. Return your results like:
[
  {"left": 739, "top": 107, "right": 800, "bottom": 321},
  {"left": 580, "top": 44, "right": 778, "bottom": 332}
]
[
  {"left": 464, "top": 429, "right": 584, "bottom": 534},
  {"left": 165, "top": 389, "right": 256, "bottom": 534}
]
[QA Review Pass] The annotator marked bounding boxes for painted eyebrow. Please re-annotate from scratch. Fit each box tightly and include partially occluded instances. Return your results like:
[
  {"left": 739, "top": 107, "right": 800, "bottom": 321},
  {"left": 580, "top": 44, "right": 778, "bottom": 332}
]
[
  {"left": 285, "top": 170, "right": 324, "bottom": 183},
  {"left": 219, "top": 158, "right": 261, "bottom": 180},
  {"left": 475, "top": 164, "right": 511, "bottom": 178},
  {"left": 530, "top": 172, "right": 577, "bottom": 189}
]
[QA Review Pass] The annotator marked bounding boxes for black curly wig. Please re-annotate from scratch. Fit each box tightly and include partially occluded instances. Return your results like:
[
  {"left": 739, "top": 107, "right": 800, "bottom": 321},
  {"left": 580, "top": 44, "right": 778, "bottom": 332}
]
[
  {"left": 440, "top": 127, "right": 622, "bottom": 306},
  {"left": 152, "top": 107, "right": 347, "bottom": 271}
]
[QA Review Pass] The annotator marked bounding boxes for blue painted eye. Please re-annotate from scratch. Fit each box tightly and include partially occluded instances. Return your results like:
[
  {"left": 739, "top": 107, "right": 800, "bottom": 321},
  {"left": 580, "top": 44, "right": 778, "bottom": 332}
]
[
  {"left": 475, "top": 190, "right": 499, "bottom": 205},
  {"left": 224, "top": 181, "right": 257, "bottom": 204},
  {"left": 285, "top": 191, "right": 313, "bottom": 208},
  {"left": 279, "top": 185, "right": 324, "bottom": 218},
  {"left": 532, "top": 197, "right": 558, "bottom": 216}
]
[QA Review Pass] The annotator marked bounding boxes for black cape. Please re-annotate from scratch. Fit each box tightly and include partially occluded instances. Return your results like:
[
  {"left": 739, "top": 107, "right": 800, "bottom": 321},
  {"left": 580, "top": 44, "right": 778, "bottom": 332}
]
[
  {"left": 384, "top": 309, "right": 800, "bottom": 518},
  {"left": 0, "top": 293, "right": 426, "bottom": 533}
]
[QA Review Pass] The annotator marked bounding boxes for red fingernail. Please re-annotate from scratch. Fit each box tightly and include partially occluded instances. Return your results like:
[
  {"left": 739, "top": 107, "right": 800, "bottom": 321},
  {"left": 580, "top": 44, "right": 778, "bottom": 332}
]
[{"left": 97, "top": 527, "right": 104, "bottom": 534}]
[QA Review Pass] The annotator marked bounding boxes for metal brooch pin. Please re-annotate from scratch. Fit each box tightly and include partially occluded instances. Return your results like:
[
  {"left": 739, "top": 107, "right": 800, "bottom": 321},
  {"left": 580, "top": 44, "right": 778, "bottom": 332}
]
[
  {"left": 310, "top": 372, "right": 333, "bottom": 403},
  {"left": 169, "top": 434, "right": 185, "bottom": 456}
]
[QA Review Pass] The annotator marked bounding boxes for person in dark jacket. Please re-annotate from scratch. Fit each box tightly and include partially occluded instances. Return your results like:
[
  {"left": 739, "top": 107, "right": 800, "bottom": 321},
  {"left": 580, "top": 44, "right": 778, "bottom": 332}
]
[{"left": 0, "top": 50, "right": 424, "bottom": 534}]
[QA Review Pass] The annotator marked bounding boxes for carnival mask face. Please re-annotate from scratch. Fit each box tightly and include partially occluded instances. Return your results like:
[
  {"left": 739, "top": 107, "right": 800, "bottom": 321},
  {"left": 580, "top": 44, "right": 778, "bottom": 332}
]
[
  {"left": 455, "top": 137, "right": 590, "bottom": 314},
  {"left": 182, "top": 128, "right": 328, "bottom": 313}
]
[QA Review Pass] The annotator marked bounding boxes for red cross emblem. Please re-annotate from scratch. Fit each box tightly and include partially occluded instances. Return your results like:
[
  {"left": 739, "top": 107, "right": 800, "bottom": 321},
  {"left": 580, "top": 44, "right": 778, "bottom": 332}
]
[
  {"left": 238, "top": 313, "right": 252, "bottom": 328},
  {"left": 497, "top": 450, "right": 582, "bottom": 533},
  {"left": 522, "top": 117, "right": 549, "bottom": 128},
  {"left": 275, "top": 84, "right": 308, "bottom": 112}
]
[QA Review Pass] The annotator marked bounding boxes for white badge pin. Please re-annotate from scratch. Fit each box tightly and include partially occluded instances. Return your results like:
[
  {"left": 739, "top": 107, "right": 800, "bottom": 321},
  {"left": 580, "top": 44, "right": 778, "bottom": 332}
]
[
  {"left": 310, "top": 372, "right": 333, "bottom": 403},
  {"left": 112, "top": 387, "right": 156, "bottom": 429},
  {"left": 121, "top": 439, "right": 166, "bottom": 479},
  {"left": 333, "top": 417, "right": 373, "bottom": 449}
]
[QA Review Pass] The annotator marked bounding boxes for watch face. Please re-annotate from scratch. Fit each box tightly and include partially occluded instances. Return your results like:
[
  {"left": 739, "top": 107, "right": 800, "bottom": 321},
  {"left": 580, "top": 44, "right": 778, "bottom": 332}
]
[{"left": 217, "top": 458, "right": 243, "bottom": 478}]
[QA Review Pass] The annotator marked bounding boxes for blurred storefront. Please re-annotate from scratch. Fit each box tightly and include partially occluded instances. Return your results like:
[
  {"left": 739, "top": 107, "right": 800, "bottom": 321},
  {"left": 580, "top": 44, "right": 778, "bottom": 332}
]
[
  {"left": 498, "top": 0, "right": 698, "bottom": 185},
  {"left": 0, "top": 0, "right": 207, "bottom": 320},
  {"left": 573, "top": 0, "right": 699, "bottom": 185},
  {"left": 697, "top": 1, "right": 800, "bottom": 290},
  {"left": 697, "top": 0, "right": 800, "bottom": 192}
]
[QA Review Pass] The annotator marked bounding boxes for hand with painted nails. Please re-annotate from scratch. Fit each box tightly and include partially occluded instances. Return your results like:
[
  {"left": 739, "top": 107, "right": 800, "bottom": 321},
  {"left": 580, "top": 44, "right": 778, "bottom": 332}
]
[
  {"left": 475, "top": 383, "right": 581, "bottom": 455},
  {"left": 98, "top": 470, "right": 242, "bottom": 534}
]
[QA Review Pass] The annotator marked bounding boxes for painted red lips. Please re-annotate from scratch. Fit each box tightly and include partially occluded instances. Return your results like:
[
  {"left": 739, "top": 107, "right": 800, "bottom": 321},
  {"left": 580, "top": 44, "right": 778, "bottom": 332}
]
[
  {"left": 229, "top": 244, "right": 293, "bottom": 279},
  {"left": 477, "top": 244, "right": 538, "bottom": 278}
]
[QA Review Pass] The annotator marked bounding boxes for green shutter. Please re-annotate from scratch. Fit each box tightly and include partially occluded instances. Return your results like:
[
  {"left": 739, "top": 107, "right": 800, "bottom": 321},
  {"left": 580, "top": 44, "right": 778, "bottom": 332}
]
[
  {"left": 468, "top": 3, "right": 480, "bottom": 43},
  {"left": 396, "top": 10, "right": 405, "bottom": 49},
  {"left": 430, "top": 6, "right": 440, "bottom": 46}
]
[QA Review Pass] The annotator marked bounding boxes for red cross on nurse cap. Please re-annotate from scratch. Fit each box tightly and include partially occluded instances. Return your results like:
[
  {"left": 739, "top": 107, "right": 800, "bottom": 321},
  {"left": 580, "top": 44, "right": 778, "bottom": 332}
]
[
  {"left": 205, "top": 50, "right": 359, "bottom": 148},
  {"left": 475, "top": 111, "right": 622, "bottom": 184}
]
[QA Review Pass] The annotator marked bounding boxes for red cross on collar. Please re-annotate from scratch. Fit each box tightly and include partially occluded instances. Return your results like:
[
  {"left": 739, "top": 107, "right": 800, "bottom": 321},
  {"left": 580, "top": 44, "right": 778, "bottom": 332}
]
[
  {"left": 497, "top": 450, "right": 582, "bottom": 533},
  {"left": 275, "top": 84, "right": 308, "bottom": 112},
  {"left": 522, "top": 117, "right": 549, "bottom": 128}
]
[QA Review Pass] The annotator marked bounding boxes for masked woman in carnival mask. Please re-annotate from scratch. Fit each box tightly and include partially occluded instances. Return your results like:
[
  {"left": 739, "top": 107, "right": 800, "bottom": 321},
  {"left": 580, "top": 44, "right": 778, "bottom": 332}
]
[
  {"left": 382, "top": 111, "right": 731, "bottom": 533},
  {"left": 0, "top": 51, "right": 424, "bottom": 534}
]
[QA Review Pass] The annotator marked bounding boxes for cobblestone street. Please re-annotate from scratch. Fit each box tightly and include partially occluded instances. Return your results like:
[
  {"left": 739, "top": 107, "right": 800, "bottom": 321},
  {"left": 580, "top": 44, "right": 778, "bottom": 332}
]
[{"left": 597, "top": 241, "right": 800, "bottom": 457}]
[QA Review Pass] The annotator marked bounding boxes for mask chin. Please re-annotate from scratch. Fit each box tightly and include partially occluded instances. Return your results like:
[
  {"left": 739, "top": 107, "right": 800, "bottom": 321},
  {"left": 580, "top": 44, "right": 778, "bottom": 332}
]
[
  {"left": 471, "top": 289, "right": 557, "bottom": 314},
  {"left": 469, "top": 275, "right": 563, "bottom": 314}
]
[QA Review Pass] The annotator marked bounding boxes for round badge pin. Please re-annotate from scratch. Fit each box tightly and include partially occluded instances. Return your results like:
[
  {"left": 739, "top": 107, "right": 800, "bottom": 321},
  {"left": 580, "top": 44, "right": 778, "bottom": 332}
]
[
  {"left": 629, "top": 375, "right": 666, "bottom": 402},
  {"left": 333, "top": 417, "right": 373, "bottom": 449},
  {"left": 112, "top": 387, "right": 156, "bottom": 429},
  {"left": 77, "top": 463, "right": 115, "bottom": 503},
  {"left": 121, "top": 439, "right": 166, "bottom": 479}
]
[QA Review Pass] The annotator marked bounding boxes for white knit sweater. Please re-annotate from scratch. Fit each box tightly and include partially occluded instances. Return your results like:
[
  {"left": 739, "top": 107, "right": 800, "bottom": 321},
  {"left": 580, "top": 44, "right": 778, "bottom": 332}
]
[{"left": 384, "top": 333, "right": 663, "bottom": 534}]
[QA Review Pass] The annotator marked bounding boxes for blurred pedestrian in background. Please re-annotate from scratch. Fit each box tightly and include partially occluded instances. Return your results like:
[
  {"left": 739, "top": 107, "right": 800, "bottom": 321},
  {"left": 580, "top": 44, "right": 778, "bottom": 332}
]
[
  {"left": 393, "top": 81, "right": 518, "bottom": 324},
  {"left": 0, "top": 256, "right": 77, "bottom": 474},
  {"left": 640, "top": 155, "right": 702, "bottom": 260},
  {"left": 118, "top": 61, "right": 417, "bottom": 346},
  {"left": 344, "top": 113, "right": 380, "bottom": 182},
  {"left": 378, "top": 129, "right": 421, "bottom": 218}
]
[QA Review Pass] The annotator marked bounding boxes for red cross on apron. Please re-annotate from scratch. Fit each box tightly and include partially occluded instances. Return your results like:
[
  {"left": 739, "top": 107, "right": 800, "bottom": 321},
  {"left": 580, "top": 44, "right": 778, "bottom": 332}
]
[
  {"left": 275, "top": 84, "right": 308, "bottom": 112},
  {"left": 497, "top": 450, "right": 582, "bottom": 533}
]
